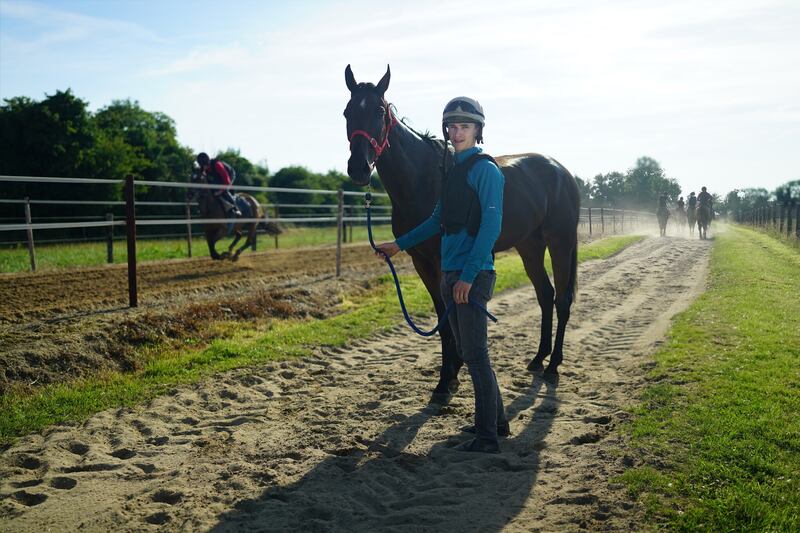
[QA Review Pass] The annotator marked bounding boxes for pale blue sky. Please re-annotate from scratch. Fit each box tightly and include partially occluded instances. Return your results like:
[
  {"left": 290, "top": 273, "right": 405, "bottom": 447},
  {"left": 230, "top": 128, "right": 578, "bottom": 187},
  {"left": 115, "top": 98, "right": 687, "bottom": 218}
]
[{"left": 2, "top": 0, "right": 798, "bottom": 196}]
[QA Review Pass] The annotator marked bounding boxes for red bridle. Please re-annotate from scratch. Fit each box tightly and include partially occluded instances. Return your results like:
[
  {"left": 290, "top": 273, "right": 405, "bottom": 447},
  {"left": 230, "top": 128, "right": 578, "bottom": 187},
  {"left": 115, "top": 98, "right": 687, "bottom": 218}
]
[{"left": 348, "top": 101, "right": 398, "bottom": 168}]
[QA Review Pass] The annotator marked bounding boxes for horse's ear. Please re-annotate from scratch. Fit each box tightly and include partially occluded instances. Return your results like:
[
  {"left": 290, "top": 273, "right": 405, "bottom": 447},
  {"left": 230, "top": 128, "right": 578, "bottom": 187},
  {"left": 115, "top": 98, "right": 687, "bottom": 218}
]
[
  {"left": 376, "top": 64, "right": 391, "bottom": 96},
  {"left": 345, "top": 64, "right": 357, "bottom": 93}
]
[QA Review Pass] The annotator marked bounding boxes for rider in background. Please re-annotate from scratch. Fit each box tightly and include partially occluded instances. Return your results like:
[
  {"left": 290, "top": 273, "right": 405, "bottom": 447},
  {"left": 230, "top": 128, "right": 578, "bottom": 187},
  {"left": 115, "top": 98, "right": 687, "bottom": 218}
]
[
  {"left": 676, "top": 196, "right": 685, "bottom": 212},
  {"left": 197, "top": 152, "right": 241, "bottom": 217},
  {"left": 697, "top": 186, "right": 713, "bottom": 208},
  {"left": 687, "top": 191, "right": 697, "bottom": 211}
]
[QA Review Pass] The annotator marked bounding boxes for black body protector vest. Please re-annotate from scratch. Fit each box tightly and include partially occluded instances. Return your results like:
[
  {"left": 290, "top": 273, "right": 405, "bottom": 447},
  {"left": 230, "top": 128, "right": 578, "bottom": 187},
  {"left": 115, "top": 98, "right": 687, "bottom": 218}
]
[{"left": 440, "top": 153, "right": 498, "bottom": 236}]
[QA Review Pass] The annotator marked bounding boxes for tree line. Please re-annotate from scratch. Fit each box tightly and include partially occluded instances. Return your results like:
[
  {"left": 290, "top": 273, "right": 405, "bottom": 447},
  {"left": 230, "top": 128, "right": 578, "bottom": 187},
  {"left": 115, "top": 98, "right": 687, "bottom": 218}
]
[{"left": 2, "top": 89, "right": 797, "bottom": 226}]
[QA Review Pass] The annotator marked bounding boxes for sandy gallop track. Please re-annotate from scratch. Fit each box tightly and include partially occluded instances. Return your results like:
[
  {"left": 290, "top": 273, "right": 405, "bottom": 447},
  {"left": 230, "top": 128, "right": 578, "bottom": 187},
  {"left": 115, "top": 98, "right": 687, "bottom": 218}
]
[
  {"left": 0, "top": 244, "right": 399, "bottom": 323},
  {"left": 0, "top": 236, "right": 712, "bottom": 532}
]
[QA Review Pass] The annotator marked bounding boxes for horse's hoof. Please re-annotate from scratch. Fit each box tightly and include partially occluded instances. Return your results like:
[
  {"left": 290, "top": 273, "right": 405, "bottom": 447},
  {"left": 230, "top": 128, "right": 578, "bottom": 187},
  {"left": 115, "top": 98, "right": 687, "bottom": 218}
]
[
  {"left": 430, "top": 391, "right": 452, "bottom": 405},
  {"left": 527, "top": 359, "right": 545, "bottom": 373},
  {"left": 542, "top": 367, "right": 560, "bottom": 384}
]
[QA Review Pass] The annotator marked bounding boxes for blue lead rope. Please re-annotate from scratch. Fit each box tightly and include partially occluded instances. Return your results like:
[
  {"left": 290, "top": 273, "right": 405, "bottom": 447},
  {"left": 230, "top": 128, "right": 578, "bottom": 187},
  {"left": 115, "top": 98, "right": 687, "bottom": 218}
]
[{"left": 364, "top": 191, "right": 497, "bottom": 337}]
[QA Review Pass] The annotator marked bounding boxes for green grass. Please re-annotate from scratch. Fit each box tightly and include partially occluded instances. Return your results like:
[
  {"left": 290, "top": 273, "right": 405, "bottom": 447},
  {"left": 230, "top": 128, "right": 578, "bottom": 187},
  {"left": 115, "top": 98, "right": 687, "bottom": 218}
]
[
  {"left": 0, "top": 234, "right": 642, "bottom": 445},
  {"left": 620, "top": 226, "right": 800, "bottom": 531},
  {"left": 0, "top": 225, "right": 396, "bottom": 273}
]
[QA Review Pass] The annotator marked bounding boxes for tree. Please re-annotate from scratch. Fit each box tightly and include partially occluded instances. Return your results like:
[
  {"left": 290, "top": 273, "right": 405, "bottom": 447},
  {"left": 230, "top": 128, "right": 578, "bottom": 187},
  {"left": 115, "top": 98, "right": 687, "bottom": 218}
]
[
  {"left": 624, "top": 156, "right": 681, "bottom": 209},
  {"left": 591, "top": 171, "right": 625, "bottom": 206},
  {"left": 574, "top": 175, "right": 592, "bottom": 206}
]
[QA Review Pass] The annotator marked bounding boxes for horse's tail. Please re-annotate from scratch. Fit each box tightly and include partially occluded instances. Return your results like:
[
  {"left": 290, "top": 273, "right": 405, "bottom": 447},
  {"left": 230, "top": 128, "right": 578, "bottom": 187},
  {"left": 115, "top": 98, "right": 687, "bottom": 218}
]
[
  {"left": 569, "top": 239, "right": 578, "bottom": 305},
  {"left": 259, "top": 220, "right": 282, "bottom": 236}
]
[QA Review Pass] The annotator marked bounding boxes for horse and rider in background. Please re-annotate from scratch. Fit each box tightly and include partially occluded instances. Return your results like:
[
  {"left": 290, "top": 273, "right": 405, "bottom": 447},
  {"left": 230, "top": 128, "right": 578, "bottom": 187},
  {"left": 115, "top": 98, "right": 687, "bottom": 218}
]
[
  {"left": 188, "top": 153, "right": 280, "bottom": 261},
  {"left": 696, "top": 186, "right": 713, "bottom": 240},
  {"left": 657, "top": 192, "right": 670, "bottom": 237},
  {"left": 673, "top": 196, "right": 686, "bottom": 233}
]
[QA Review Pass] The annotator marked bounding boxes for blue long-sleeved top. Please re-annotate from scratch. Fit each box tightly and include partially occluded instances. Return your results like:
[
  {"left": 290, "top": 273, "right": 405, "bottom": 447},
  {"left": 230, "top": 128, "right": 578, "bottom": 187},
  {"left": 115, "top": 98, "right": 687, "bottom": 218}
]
[{"left": 395, "top": 146, "right": 504, "bottom": 283}]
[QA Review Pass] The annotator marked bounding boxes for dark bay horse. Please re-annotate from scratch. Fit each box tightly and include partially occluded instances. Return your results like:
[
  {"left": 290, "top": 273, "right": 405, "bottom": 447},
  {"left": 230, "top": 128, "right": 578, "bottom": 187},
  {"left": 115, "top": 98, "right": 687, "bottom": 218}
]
[
  {"left": 188, "top": 169, "right": 280, "bottom": 261},
  {"left": 657, "top": 206, "right": 670, "bottom": 237},
  {"left": 697, "top": 204, "right": 711, "bottom": 239},
  {"left": 687, "top": 205, "right": 697, "bottom": 237},
  {"left": 344, "top": 65, "right": 580, "bottom": 401}
]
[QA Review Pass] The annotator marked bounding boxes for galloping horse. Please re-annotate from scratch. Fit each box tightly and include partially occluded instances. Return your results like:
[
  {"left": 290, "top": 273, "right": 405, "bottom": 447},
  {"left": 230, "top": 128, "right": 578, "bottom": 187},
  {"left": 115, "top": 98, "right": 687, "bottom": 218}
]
[
  {"left": 687, "top": 205, "right": 697, "bottom": 237},
  {"left": 696, "top": 203, "right": 712, "bottom": 240},
  {"left": 188, "top": 169, "right": 280, "bottom": 261},
  {"left": 344, "top": 65, "right": 580, "bottom": 401}
]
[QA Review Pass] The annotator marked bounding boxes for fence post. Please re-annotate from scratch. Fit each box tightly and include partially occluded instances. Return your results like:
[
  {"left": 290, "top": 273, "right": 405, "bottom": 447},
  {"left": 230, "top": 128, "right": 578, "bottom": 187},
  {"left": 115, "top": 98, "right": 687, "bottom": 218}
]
[
  {"left": 125, "top": 174, "right": 138, "bottom": 308},
  {"left": 24, "top": 197, "right": 36, "bottom": 272},
  {"left": 787, "top": 203, "right": 795, "bottom": 238},
  {"left": 336, "top": 189, "right": 344, "bottom": 278},
  {"left": 273, "top": 205, "right": 280, "bottom": 249},
  {"left": 600, "top": 208, "right": 605, "bottom": 234},
  {"left": 779, "top": 204, "right": 785, "bottom": 233},
  {"left": 106, "top": 213, "right": 114, "bottom": 263},
  {"left": 621, "top": 209, "right": 625, "bottom": 233},
  {"left": 185, "top": 202, "right": 193, "bottom": 258},
  {"left": 613, "top": 210, "right": 617, "bottom": 234},
  {"left": 588, "top": 207, "right": 593, "bottom": 236}
]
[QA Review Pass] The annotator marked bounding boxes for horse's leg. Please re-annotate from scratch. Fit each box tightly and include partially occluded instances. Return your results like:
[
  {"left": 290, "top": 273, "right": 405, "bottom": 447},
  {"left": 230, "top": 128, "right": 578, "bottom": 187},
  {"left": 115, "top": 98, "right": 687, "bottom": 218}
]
[
  {"left": 227, "top": 226, "right": 242, "bottom": 255},
  {"left": 517, "top": 236, "right": 555, "bottom": 372},
  {"left": 546, "top": 239, "right": 578, "bottom": 377},
  {"left": 206, "top": 234, "right": 223, "bottom": 260},
  {"left": 232, "top": 224, "right": 257, "bottom": 261},
  {"left": 411, "top": 254, "right": 461, "bottom": 403}
]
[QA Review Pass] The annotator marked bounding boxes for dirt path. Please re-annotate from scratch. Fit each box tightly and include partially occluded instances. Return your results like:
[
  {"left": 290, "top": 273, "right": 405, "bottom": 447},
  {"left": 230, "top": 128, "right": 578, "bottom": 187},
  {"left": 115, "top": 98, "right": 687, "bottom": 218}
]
[{"left": 0, "top": 236, "right": 712, "bottom": 532}]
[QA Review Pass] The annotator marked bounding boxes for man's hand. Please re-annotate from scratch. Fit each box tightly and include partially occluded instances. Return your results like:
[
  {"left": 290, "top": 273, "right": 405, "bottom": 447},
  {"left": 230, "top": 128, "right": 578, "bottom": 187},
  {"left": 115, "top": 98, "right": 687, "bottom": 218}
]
[
  {"left": 453, "top": 280, "right": 472, "bottom": 305},
  {"left": 375, "top": 242, "right": 400, "bottom": 260}
]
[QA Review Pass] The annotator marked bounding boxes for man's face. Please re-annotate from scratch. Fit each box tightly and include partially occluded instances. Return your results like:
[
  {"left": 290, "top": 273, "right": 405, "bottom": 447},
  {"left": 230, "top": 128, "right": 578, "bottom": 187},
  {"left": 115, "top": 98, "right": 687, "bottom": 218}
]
[{"left": 446, "top": 122, "right": 478, "bottom": 152}]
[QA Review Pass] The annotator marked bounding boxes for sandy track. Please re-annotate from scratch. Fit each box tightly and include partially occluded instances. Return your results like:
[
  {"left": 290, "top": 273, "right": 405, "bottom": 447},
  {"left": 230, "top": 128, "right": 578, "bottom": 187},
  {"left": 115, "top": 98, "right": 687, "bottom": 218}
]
[
  {"left": 0, "top": 236, "right": 711, "bottom": 532},
  {"left": 0, "top": 244, "right": 399, "bottom": 323}
]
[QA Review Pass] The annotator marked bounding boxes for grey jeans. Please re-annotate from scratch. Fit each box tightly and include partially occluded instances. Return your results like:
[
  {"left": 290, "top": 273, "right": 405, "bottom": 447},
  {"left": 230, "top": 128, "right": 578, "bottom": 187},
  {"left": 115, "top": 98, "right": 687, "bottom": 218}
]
[{"left": 441, "top": 270, "right": 506, "bottom": 445}]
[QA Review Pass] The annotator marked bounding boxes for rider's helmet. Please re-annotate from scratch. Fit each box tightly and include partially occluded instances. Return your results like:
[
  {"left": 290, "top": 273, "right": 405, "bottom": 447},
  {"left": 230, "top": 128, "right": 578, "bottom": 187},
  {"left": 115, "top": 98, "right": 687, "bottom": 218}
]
[
  {"left": 442, "top": 96, "right": 485, "bottom": 143},
  {"left": 679, "top": 196, "right": 684, "bottom": 200},
  {"left": 197, "top": 152, "right": 211, "bottom": 167},
  {"left": 701, "top": 186, "right": 707, "bottom": 192},
  {"left": 690, "top": 191, "right": 696, "bottom": 196}
]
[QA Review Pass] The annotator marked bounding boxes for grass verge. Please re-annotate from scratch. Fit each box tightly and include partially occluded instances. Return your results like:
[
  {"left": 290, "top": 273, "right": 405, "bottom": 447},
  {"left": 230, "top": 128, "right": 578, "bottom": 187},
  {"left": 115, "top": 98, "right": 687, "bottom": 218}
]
[
  {"left": 0, "top": 234, "right": 642, "bottom": 447},
  {"left": 620, "top": 226, "right": 800, "bottom": 531}
]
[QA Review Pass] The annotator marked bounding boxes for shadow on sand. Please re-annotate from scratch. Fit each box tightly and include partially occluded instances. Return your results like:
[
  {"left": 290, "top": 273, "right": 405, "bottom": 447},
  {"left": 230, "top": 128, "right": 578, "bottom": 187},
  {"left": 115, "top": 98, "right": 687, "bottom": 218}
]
[{"left": 210, "top": 375, "right": 560, "bottom": 532}]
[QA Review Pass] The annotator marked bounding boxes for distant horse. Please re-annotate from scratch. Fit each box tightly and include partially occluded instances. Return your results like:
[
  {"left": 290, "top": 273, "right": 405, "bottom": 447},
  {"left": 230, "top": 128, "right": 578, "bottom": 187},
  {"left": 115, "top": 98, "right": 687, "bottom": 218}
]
[
  {"left": 344, "top": 65, "right": 580, "bottom": 400},
  {"left": 697, "top": 204, "right": 712, "bottom": 240},
  {"left": 674, "top": 207, "right": 686, "bottom": 233},
  {"left": 188, "top": 169, "right": 280, "bottom": 261},
  {"left": 657, "top": 205, "right": 670, "bottom": 237},
  {"left": 687, "top": 205, "right": 697, "bottom": 237}
]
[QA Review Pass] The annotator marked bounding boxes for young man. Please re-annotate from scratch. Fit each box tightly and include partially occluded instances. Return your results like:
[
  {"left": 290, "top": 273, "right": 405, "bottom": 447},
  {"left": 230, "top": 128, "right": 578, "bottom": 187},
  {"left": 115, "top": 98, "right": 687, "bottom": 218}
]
[
  {"left": 197, "top": 152, "right": 241, "bottom": 217},
  {"left": 375, "top": 97, "right": 508, "bottom": 453}
]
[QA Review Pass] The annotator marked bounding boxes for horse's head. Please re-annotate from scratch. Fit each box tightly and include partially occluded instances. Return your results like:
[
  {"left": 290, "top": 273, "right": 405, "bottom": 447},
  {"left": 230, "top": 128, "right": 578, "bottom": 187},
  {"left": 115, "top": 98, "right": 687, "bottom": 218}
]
[{"left": 343, "top": 64, "right": 393, "bottom": 186}]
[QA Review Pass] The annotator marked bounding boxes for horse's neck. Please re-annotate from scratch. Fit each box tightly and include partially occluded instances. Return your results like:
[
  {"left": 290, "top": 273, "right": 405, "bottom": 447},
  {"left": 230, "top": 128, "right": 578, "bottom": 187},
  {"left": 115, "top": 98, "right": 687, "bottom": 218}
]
[{"left": 376, "top": 121, "right": 442, "bottom": 211}]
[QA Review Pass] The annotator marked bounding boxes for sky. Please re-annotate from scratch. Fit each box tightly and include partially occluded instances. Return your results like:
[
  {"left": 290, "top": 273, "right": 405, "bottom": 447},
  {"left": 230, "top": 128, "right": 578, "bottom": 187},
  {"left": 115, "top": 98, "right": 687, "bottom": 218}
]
[{"left": 1, "top": 0, "right": 799, "bottom": 197}]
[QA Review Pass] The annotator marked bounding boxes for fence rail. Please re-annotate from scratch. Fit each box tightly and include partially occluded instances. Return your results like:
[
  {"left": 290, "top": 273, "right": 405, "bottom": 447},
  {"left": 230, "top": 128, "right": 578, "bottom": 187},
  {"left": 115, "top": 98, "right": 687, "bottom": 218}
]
[
  {"left": 2, "top": 173, "right": 659, "bottom": 308},
  {"left": 735, "top": 201, "right": 800, "bottom": 240}
]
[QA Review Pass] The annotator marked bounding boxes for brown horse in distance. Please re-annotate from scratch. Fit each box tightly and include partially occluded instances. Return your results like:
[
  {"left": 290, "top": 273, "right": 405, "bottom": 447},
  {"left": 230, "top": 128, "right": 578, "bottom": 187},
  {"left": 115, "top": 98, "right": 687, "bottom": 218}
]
[
  {"left": 188, "top": 169, "right": 280, "bottom": 261},
  {"left": 344, "top": 65, "right": 580, "bottom": 402},
  {"left": 697, "top": 204, "right": 712, "bottom": 240}
]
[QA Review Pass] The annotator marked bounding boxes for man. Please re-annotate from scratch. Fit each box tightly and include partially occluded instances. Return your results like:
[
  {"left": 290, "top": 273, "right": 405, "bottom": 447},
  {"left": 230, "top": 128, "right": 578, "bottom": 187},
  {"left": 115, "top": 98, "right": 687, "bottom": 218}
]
[
  {"left": 697, "top": 186, "right": 713, "bottom": 208},
  {"left": 375, "top": 97, "right": 508, "bottom": 453},
  {"left": 197, "top": 152, "right": 241, "bottom": 217},
  {"left": 676, "top": 196, "right": 685, "bottom": 212},
  {"left": 687, "top": 191, "right": 697, "bottom": 210}
]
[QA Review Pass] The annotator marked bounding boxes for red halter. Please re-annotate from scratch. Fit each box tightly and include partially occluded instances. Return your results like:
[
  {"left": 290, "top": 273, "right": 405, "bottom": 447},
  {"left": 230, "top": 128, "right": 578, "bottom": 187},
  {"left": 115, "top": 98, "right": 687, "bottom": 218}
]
[{"left": 348, "top": 101, "right": 398, "bottom": 168}]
